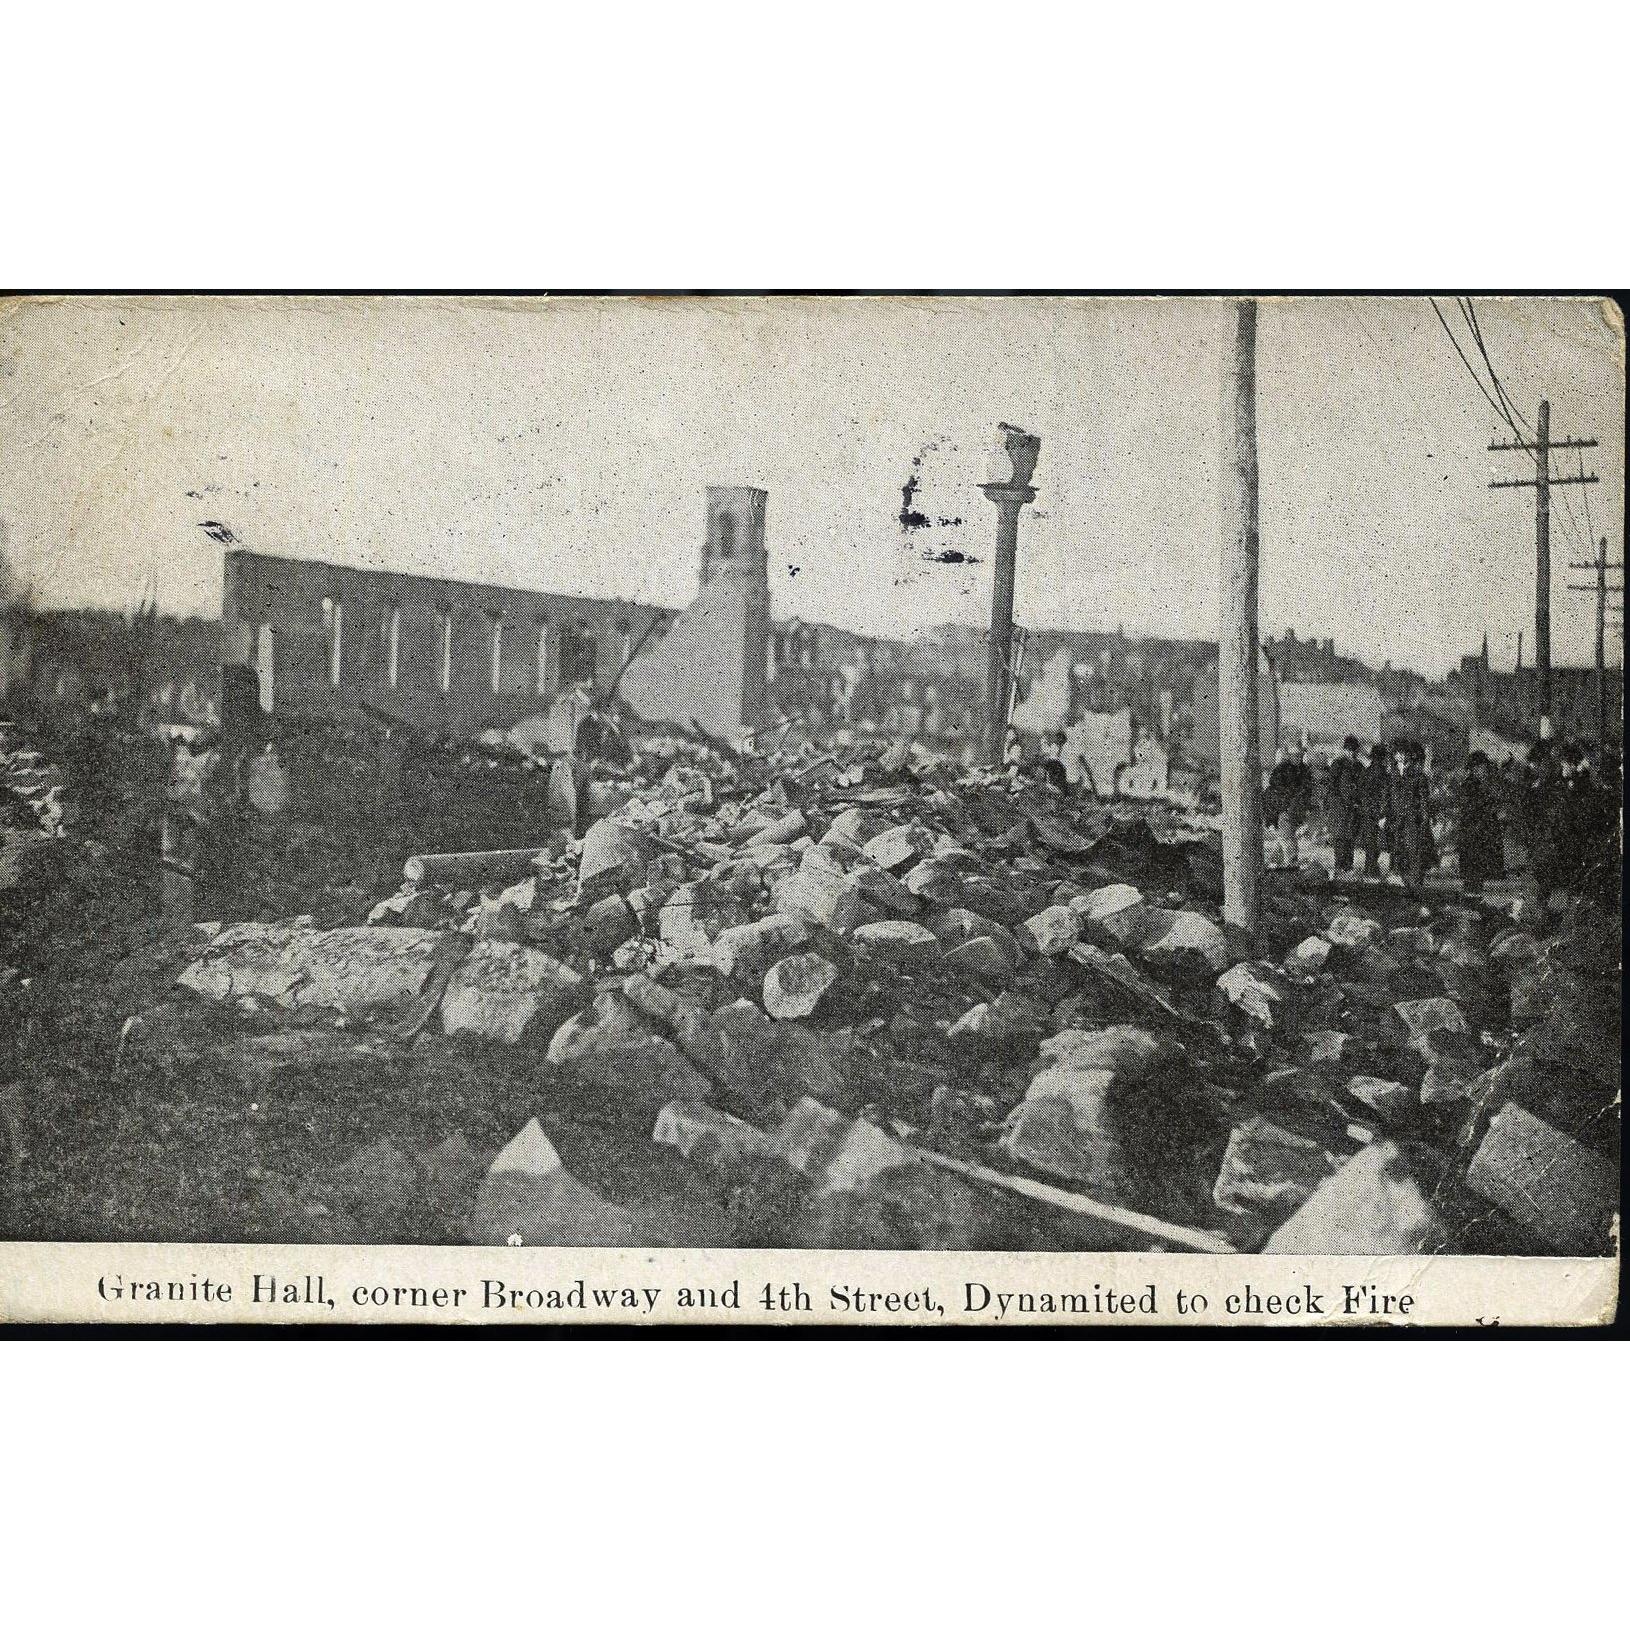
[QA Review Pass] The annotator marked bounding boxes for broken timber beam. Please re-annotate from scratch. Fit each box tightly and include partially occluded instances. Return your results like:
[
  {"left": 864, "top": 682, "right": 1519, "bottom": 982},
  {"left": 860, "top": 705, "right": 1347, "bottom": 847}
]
[
  {"left": 915, "top": 1147, "right": 1236, "bottom": 1254},
  {"left": 403, "top": 847, "right": 550, "bottom": 887}
]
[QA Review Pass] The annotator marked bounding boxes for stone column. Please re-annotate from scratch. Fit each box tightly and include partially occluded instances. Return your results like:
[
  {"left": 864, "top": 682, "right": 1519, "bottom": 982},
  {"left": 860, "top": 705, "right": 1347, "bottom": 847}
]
[{"left": 979, "top": 424, "right": 1041, "bottom": 764}]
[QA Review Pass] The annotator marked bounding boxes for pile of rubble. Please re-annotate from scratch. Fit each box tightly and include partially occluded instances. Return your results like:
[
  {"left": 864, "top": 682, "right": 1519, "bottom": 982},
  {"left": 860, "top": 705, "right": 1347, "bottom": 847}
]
[
  {"left": 0, "top": 719, "right": 69, "bottom": 837},
  {"left": 161, "top": 736, "right": 1619, "bottom": 1255},
  {"left": 0, "top": 720, "right": 73, "bottom": 909}
]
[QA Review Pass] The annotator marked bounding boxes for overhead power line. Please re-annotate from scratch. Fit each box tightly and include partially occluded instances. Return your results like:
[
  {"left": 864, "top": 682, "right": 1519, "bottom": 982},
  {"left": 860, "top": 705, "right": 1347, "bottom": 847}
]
[
  {"left": 1487, "top": 400, "right": 1600, "bottom": 728},
  {"left": 1461, "top": 299, "right": 1531, "bottom": 441},
  {"left": 1429, "top": 297, "right": 1511, "bottom": 429},
  {"left": 1460, "top": 298, "right": 1595, "bottom": 549}
]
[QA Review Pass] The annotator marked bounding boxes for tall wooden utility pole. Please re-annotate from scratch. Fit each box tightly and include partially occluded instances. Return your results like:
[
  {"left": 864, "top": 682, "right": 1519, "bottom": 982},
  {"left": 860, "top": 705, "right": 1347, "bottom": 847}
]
[
  {"left": 979, "top": 424, "right": 1040, "bottom": 764},
  {"left": 1219, "top": 299, "right": 1261, "bottom": 943},
  {"left": 1488, "top": 402, "right": 1597, "bottom": 735},
  {"left": 1567, "top": 535, "right": 1624, "bottom": 748}
]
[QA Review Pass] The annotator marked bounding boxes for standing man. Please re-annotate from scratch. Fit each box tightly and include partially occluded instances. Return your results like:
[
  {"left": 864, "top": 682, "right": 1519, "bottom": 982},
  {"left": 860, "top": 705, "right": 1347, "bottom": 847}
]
[
  {"left": 1326, "top": 734, "right": 1364, "bottom": 876},
  {"left": 1266, "top": 743, "right": 1314, "bottom": 867},
  {"left": 1455, "top": 751, "right": 1504, "bottom": 896},
  {"left": 1388, "top": 739, "right": 1433, "bottom": 893},
  {"left": 160, "top": 728, "right": 222, "bottom": 923},
  {"left": 1358, "top": 741, "right": 1390, "bottom": 878},
  {"left": 1520, "top": 738, "right": 1563, "bottom": 911}
]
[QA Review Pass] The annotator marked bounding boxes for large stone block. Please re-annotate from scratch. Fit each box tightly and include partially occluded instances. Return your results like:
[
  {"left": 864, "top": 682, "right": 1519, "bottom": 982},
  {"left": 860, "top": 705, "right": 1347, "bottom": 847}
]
[
  {"left": 468, "top": 1119, "right": 636, "bottom": 1246},
  {"left": 1387, "top": 997, "right": 1467, "bottom": 1043},
  {"left": 927, "top": 907, "right": 1022, "bottom": 967},
  {"left": 763, "top": 952, "right": 840, "bottom": 1020},
  {"left": 1216, "top": 962, "right": 1289, "bottom": 1030},
  {"left": 1263, "top": 1140, "right": 1442, "bottom": 1254},
  {"left": 940, "top": 935, "right": 1016, "bottom": 981},
  {"left": 547, "top": 991, "right": 650, "bottom": 1065},
  {"left": 1017, "top": 904, "right": 1083, "bottom": 957},
  {"left": 861, "top": 822, "right": 934, "bottom": 872},
  {"left": 657, "top": 891, "right": 752, "bottom": 954},
  {"left": 947, "top": 991, "right": 1046, "bottom": 1054},
  {"left": 820, "top": 808, "right": 891, "bottom": 855},
  {"left": 178, "top": 923, "right": 459, "bottom": 1012},
  {"left": 1343, "top": 1075, "right": 1414, "bottom": 1121},
  {"left": 675, "top": 999, "right": 848, "bottom": 1111},
  {"left": 1074, "top": 883, "right": 1149, "bottom": 949},
  {"left": 1212, "top": 1116, "right": 1344, "bottom": 1219},
  {"left": 772, "top": 864, "right": 871, "bottom": 935},
  {"left": 653, "top": 1100, "right": 774, "bottom": 1167},
  {"left": 851, "top": 919, "right": 940, "bottom": 962},
  {"left": 770, "top": 1097, "right": 916, "bottom": 1194},
  {"left": 578, "top": 818, "right": 653, "bottom": 896},
  {"left": 710, "top": 913, "right": 809, "bottom": 980},
  {"left": 744, "top": 809, "right": 807, "bottom": 848},
  {"left": 1137, "top": 910, "right": 1229, "bottom": 982},
  {"left": 1325, "top": 912, "right": 1383, "bottom": 950},
  {"left": 1001, "top": 1066, "right": 1123, "bottom": 1194},
  {"left": 1283, "top": 935, "right": 1333, "bottom": 978},
  {"left": 902, "top": 857, "right": 966, "bottom": 905},
  {"left": 771, "top": 1097, "right": 987, "bottom": 1250},
  {"left": 1037, "top": 1024, "right": 1167, "bottom": 1083},
  {"left": 547, "top": 991, "right": 712, "bottom": 1107},
  {"left": 439, "top": 942, "right": 583, "bottom": 1045},
  {"left": 1466, "top": 1103, "right": 1617, "bottom": 1255}
]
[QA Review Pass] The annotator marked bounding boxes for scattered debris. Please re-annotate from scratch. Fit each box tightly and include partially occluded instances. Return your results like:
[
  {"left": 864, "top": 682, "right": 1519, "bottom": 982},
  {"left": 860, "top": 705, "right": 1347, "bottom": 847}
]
[{"left": 0, "top": 706, "right": 1617, "bottom": 1256}]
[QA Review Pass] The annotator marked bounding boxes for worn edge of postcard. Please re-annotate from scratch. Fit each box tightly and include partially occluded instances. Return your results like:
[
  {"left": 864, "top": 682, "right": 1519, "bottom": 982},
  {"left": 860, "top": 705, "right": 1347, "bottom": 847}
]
[{"left": 1, "top": 292, "right": 1621, "bottom": 1332}]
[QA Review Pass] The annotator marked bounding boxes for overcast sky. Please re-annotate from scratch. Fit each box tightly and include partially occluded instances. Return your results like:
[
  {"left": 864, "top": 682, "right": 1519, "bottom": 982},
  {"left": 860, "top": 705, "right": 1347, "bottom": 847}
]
[{"left": 1, "top": 294, "right": 1621, "bottom": 679}]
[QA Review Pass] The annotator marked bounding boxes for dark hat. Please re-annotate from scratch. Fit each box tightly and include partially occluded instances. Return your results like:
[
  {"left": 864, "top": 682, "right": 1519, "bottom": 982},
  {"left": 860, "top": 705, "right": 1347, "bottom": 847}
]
[
  {"left": 1343, "top": 735, "right": 1361, "bottom": 752},
  {"left": 1466, "top": 750, "right": 1490, "bottom": 769}
]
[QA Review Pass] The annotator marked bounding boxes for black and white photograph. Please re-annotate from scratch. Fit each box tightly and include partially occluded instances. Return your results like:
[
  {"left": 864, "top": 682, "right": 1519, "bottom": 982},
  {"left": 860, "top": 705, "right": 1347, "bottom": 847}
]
[{"left": 0, "top": 293, "right": 1620, "bottom": 1326}]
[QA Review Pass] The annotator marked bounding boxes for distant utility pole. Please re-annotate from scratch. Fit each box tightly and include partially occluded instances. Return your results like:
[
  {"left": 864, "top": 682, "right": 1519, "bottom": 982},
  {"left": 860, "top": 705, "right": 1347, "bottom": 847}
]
[
  {"left": 1567, "top": 535, "right": 1624, "bottom": 747},
  {"left": 1488, "top": 400, "right": 1597, "bottom": 733},
  {"left": 1219, "top": 299, "right": 1261, "bottom": 944},
  {"left": 979, "top": 424, "right": 1041, "bottom": 764}
]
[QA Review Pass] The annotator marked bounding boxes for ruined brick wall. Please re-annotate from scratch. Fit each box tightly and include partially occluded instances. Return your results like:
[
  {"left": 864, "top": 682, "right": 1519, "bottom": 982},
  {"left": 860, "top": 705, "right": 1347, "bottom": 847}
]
[{"left": 221, "top": 549, "right": 668, "bottom": 738}]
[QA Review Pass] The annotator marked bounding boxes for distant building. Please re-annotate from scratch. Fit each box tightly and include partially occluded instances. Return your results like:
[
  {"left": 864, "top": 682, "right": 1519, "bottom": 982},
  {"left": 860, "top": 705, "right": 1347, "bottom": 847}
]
[
  {"left": 1263, "top": 628, "right": 1371, "bottom": 685},
  {"left": 9, "top": 607, "right": 218, "bottom": 729},
  {"left": 1277, "top": 681, "right": 1383, "bottom": 748},
  {"left": 1452, "top": 642, "right": 1622, "bottom": 747}
]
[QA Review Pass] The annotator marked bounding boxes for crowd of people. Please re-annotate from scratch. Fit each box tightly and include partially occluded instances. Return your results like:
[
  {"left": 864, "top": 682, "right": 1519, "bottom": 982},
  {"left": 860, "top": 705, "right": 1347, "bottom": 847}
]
[
  {"left": 1001, "top": 718, "right": 1620, "bottom": 910},
  {"left": 1274, "top": 732, "right": 1620, "bottom": 905}
]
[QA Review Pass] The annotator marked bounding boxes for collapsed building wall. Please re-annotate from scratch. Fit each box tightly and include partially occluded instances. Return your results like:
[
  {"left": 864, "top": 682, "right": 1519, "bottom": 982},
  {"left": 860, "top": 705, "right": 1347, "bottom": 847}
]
[
  {"left": 1010, "top": 647, "right": 1073, "bottom": 734},
  {"left": 618, "top": 487, "right": 771, "bottom": 744}
]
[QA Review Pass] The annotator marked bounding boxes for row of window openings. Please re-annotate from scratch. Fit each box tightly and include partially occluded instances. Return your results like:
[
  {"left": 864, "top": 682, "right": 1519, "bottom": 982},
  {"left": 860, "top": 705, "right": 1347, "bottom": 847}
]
[{"left": 320, "top": 599, "right": 620, "bottom": 695}]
